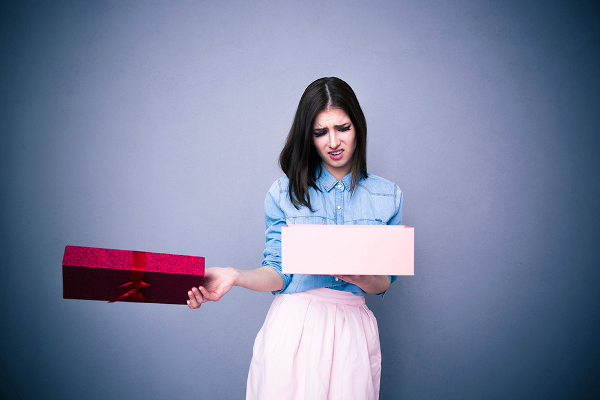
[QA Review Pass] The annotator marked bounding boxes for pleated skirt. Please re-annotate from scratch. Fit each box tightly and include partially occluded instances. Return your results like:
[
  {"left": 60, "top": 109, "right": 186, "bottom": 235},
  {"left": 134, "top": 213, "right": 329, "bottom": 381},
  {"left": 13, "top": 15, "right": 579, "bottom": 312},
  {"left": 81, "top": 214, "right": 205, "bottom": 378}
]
[{"left": 246, "top": 288, "right": 381, "bottom": 400}]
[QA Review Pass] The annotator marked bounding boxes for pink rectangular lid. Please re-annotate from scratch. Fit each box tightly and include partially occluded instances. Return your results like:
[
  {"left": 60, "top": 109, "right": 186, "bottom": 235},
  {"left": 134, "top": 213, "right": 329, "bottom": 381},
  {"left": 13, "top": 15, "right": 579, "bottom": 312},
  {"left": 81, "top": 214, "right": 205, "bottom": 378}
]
[{"left": 281, "top": 225, "right": 414, "bottom": 275}]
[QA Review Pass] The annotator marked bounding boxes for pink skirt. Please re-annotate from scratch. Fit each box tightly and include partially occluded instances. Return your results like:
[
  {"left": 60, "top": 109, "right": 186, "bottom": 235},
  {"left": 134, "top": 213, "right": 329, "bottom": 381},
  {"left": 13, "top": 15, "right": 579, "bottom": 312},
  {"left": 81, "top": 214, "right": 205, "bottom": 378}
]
[{"left": 246, "top": 288, "right": 381, "bottom": 400}]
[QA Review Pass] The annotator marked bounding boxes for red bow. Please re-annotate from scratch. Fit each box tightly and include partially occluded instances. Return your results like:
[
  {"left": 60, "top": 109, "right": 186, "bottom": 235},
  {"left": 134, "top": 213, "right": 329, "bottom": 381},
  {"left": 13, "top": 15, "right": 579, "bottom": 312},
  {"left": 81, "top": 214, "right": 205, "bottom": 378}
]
[{"left": 109, "top": 251, "right": 150, "bottom": 303}]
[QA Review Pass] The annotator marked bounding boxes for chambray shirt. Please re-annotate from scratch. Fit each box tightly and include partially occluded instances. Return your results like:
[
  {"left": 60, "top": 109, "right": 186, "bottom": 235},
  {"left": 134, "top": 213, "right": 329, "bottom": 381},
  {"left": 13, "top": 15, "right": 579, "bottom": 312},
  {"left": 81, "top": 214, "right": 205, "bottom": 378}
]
[{"left": 262, "top": 166, "right": 403, "bottom": 297}]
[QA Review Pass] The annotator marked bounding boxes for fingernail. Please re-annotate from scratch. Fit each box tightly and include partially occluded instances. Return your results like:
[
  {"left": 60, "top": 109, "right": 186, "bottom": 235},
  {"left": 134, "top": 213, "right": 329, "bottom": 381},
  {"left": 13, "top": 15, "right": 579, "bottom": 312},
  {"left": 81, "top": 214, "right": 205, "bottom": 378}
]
[
  {"left": 187, "top": 300, "right": 190, "bottom": 305},
  {"left": 188, "top": 291, "right": 192, "bottom": 296}
]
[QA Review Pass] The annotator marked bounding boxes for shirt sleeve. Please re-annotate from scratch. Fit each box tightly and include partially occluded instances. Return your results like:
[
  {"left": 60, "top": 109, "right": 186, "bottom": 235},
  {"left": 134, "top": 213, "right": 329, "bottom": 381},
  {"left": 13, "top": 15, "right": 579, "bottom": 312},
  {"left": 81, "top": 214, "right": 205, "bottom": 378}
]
[
  {"left": 261, "top": 181, "right": 293, "bottom": 294},
  {"left": 385, "top": 185, "right": 404, "bottom": 288},
  {"left": 388, "top": 185, "right": 403, "bottom": 226}
]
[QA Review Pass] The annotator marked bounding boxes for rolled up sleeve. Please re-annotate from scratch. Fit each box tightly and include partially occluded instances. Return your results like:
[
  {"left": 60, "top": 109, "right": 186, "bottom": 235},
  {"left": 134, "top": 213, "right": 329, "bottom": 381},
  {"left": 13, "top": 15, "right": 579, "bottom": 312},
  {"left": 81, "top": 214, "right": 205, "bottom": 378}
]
[{"left": 262, "top": 181, "right": 292, "bottom": 294}]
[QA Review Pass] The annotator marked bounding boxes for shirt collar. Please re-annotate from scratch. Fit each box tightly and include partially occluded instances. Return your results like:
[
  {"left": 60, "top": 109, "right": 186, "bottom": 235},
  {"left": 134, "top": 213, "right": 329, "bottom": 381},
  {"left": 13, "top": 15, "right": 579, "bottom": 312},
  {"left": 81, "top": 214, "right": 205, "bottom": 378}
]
[{"left": 316, "top": 164, "right": 352, "bottom": 192}]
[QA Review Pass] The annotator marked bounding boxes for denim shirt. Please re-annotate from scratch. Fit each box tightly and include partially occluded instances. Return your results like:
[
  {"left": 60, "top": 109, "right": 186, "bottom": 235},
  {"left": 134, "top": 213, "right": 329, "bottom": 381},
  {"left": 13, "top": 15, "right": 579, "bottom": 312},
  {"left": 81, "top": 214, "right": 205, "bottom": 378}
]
[{"left": 262, "top": 166, "right": 403, "bottom": 297}]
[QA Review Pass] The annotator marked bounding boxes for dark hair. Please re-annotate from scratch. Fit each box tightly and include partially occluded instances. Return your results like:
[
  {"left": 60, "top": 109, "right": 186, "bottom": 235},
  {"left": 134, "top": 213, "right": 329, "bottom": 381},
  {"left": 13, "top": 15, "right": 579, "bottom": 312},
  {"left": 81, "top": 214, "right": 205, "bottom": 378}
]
[{"left": 279, "top": 77, "right": 368, "bottom": 210}]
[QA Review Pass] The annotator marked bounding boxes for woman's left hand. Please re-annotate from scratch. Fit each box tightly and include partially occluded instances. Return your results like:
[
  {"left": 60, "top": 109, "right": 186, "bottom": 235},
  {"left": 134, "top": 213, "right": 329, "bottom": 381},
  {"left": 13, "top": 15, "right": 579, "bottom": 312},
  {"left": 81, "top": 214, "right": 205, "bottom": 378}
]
[{"left": 333, "top": 274, "right": 391, "bottom": 295}]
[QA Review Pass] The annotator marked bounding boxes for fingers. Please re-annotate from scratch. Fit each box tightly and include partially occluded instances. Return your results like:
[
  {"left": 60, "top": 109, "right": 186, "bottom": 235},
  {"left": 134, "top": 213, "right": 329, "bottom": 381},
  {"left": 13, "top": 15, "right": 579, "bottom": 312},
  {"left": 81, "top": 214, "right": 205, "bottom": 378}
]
[
  {"left": 333, "top": 274, "right": 351, "bottom": 281},
  {"left": 333, "top": 275, "right": 361, "bottom": 285},
  {"left": 187, "top": 286, "right": 222, "bottom": 309},
  {"left": 187, "top": 287, "right": 204, "bottom": 309},
  {"left": 187, "top": 289, "right": 198, "bottom": 309}
]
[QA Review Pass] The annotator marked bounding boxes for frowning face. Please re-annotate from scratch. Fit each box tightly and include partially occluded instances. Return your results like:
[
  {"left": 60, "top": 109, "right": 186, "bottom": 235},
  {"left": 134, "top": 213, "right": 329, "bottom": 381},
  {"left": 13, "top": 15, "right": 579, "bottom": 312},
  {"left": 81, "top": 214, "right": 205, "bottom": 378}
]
[{"left": 312, "top": 108, "right": 356, "bottom": 181}]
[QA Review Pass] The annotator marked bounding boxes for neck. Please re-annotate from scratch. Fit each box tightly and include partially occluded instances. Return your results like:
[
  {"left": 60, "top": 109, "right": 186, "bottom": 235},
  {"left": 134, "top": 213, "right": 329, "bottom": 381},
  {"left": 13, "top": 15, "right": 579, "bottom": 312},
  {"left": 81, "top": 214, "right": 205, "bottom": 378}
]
[{"left": 322, "top": 164, "right": 350, "bottom": 181}]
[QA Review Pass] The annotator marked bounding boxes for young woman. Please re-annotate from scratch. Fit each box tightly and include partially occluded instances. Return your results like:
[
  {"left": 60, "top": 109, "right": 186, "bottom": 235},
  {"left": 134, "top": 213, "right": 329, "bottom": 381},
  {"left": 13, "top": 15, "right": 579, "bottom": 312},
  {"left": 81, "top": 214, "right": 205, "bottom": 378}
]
[{"left": 188, "top": 77, "right": 403, "bottom": 400}]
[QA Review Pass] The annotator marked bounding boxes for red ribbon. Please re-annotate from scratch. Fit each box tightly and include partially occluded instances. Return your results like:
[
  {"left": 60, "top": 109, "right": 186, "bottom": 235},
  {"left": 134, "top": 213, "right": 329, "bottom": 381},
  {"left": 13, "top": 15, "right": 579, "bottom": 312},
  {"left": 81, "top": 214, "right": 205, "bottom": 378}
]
[{"left": 109, "top": 251, "right": 150, "bottom": 303}]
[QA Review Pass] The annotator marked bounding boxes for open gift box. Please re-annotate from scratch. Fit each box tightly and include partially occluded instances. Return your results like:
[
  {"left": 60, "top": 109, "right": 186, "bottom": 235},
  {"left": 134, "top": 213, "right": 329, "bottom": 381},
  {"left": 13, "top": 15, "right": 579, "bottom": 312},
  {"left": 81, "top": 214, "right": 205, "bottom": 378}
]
[
  {"left": 281, "top": 225, "right": 414, "bottom": 276},
  {"left": 62, "top": 245, "right": 205, "bottom": 305}
]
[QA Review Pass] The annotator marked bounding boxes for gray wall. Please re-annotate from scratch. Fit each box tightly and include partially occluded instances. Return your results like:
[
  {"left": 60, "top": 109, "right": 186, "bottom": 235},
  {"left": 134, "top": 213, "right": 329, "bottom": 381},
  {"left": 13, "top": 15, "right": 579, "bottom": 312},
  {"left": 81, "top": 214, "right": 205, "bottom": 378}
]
[{"left": 1, "top": 0, "right": 599, "bottom": 399}]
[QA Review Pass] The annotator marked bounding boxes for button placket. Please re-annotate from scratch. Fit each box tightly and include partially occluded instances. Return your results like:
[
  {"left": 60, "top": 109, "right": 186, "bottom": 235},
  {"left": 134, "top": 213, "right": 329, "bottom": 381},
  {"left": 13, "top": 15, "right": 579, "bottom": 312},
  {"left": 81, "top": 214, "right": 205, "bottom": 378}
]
[{"left": 335, "top": 181, "right": 344, "bottom": 224}]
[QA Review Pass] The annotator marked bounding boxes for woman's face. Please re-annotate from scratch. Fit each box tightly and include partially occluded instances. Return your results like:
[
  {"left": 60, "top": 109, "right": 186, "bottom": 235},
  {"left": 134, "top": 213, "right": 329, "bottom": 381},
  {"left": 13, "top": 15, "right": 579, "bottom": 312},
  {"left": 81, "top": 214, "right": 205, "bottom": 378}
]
[{"left": 312, "top": 108, "right": 356, "bottom": 181}]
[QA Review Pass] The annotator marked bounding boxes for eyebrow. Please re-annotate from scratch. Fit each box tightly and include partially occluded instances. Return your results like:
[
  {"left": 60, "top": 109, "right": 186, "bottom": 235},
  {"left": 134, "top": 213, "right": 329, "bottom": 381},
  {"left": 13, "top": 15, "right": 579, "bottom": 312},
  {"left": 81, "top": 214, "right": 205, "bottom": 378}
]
[{"left": 313, "top": 122, "right": 351, "bottom": 130}]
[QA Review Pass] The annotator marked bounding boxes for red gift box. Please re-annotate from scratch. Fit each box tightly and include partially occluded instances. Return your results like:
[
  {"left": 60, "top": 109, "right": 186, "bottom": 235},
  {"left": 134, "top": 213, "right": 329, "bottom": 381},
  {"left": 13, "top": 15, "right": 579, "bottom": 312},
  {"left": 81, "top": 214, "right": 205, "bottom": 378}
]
[{"left": 62, "top": 245, "right": 205, "bottom": 305}]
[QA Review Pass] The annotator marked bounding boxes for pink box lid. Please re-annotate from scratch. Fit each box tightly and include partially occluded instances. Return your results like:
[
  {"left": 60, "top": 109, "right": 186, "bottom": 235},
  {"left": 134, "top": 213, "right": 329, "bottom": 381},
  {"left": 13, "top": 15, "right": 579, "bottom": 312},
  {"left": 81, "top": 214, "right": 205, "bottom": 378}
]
[{"left": 281, "top": 225, "right": 414, "bottom": 276}]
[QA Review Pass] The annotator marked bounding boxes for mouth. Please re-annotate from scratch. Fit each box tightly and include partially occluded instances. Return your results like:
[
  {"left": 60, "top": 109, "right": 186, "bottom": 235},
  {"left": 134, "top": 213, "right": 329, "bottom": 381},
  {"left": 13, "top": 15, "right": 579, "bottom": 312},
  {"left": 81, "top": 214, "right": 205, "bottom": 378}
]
[{"left": 328, "top": 149, "right": 344, "bottom": 160}]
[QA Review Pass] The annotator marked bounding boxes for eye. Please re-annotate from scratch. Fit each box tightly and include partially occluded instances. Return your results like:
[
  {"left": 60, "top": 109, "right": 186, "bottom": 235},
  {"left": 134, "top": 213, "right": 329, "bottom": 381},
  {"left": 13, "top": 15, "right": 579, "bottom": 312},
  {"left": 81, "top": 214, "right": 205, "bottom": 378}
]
[
  {"left": 338, "top": 125, "right": 351, "bottom": 132},
  {"left": 314, "top": 129, "right": 327, "bottom": 137}
]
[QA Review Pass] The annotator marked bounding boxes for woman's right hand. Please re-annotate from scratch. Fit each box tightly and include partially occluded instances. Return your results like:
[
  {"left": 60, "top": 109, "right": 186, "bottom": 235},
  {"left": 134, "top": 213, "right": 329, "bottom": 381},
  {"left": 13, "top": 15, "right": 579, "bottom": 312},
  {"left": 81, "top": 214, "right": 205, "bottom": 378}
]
[
  {"left": 187, "top": 266, "right": 284, "bottom": 309},
  {"left": 187, "top": 267, "right": 238, "bottom": 309}
]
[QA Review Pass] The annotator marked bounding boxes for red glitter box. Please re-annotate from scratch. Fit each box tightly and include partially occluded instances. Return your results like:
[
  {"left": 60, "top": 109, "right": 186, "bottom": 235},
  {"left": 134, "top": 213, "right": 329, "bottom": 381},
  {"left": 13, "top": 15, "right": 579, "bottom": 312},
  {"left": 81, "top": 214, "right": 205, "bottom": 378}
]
[{"left": 62, "top": 245, "right": 205, "bottom": 305}]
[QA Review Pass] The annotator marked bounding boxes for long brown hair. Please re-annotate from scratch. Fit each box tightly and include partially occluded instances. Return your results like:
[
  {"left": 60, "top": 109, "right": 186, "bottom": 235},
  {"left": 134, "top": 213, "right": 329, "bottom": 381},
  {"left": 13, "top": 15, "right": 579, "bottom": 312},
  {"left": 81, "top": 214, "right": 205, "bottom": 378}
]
[{"left": 279, "top": 77, "right": 368, "bottom": 210}]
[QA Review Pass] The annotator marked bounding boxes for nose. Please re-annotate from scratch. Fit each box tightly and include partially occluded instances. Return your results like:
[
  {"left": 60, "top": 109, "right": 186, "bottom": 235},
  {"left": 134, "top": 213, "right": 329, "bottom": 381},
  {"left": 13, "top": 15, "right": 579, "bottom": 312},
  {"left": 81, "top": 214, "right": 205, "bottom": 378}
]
[{"left": 328, "top": 131, "right": 340, "bottom": 148}]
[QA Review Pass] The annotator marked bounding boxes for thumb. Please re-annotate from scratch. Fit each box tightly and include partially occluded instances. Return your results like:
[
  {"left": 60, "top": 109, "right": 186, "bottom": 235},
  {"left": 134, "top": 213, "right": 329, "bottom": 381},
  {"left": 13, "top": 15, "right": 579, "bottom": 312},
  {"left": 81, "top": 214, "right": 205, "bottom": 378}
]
[{"left": 199, "top": 286, "right": 221, "bottom": 301}]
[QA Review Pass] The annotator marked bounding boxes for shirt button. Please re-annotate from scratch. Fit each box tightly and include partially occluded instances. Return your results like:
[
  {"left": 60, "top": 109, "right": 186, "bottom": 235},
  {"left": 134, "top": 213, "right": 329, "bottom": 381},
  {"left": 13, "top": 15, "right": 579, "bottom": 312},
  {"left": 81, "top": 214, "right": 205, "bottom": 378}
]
[
  {"left": 337, "top": 184, "right": 342, "bottom": 189},
  {"left": 337, "top": 206, "right": 341, "bottom": 209},
  {"left": 335, "top": 278, "right": 339, "bottom": 281}
]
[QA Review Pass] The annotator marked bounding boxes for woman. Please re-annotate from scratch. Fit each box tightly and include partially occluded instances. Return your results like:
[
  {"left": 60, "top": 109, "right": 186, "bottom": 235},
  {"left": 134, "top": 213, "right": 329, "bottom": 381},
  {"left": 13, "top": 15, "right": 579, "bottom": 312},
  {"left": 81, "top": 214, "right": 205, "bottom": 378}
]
[{"left": 188, "top": 77, "right": 403, "bottom": 400}]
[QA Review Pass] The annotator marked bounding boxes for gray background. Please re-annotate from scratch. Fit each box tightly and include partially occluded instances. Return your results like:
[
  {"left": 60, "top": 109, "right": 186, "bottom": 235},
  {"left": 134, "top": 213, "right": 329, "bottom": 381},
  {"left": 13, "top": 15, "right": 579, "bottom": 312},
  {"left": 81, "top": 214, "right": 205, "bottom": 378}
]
[{"left": 1, "top": 0, "right": 599, "bottom": 399}]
